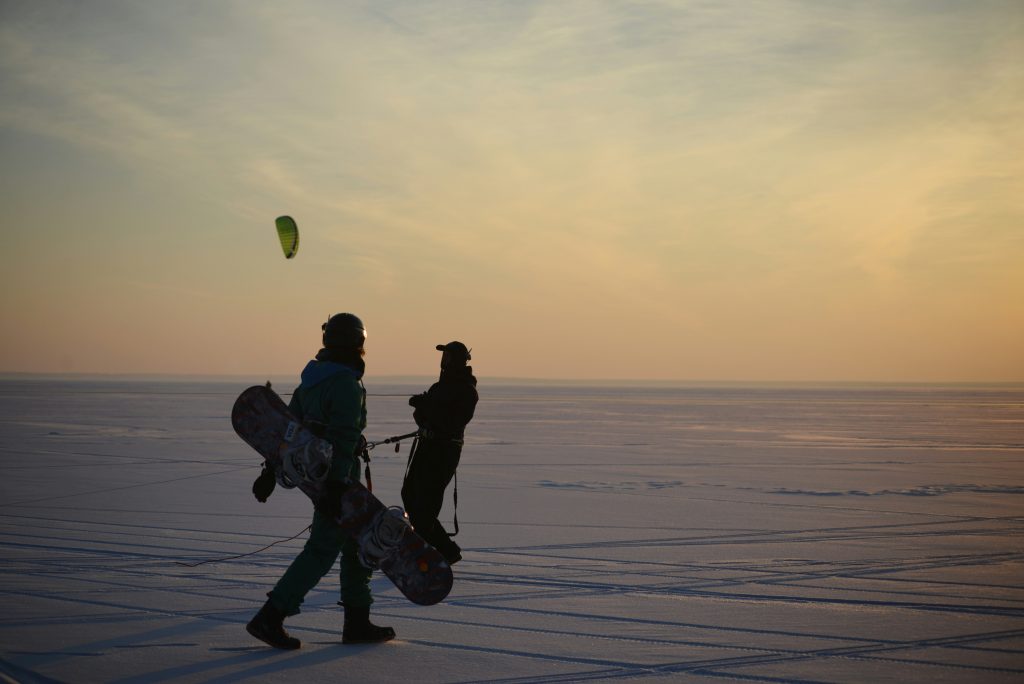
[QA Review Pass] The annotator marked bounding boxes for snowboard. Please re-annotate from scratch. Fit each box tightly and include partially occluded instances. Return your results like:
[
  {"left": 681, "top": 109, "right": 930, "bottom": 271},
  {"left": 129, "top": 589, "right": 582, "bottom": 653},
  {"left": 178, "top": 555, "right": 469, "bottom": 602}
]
[{"left": 231, "top": 384, "right": 453, "bottom": 606}]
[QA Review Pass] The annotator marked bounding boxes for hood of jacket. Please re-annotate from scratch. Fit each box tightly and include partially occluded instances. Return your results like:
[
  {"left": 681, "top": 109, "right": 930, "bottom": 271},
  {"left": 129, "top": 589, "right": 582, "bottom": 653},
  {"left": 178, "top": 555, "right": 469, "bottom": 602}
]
[{"left": 299, "top": 359, "right": 363, "bottom": 389}]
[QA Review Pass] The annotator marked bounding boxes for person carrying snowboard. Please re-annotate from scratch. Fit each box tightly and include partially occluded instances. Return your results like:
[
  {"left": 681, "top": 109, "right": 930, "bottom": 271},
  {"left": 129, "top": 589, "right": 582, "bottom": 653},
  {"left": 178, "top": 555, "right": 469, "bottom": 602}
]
[
  {"left": 401, "top": 341, "right": 478, "bottom": 565},
  {"left": 246, "top": 313, "right": 395, "bottom": 649}
]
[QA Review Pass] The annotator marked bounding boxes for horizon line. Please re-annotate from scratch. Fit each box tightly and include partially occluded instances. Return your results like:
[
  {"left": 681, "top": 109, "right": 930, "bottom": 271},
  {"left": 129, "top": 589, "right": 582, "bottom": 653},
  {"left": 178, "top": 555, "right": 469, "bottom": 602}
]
[{"left": 0, "top": 371, "right": 1021, "bottom": 389}]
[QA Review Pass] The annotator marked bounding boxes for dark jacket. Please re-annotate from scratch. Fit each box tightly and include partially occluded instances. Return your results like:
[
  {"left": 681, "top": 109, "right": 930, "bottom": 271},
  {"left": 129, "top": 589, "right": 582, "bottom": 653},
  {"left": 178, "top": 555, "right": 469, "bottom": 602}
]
[{"left": 409, "top": 366, "right": 478, "bottom": 440}]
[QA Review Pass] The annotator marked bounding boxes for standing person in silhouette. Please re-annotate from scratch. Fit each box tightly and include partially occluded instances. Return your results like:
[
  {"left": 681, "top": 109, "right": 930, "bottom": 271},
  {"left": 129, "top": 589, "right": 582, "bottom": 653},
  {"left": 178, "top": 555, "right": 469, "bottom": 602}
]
[
  {"left": 246, "top": 313, "right": 395, "bottom": 649},
  {"left": 402, "top": 341, "right": 478, "bottom": 565}
]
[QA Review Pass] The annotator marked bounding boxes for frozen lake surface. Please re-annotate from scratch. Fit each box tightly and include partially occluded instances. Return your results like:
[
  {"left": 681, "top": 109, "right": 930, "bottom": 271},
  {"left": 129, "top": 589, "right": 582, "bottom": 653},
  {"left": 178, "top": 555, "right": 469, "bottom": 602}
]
[{"left": 1, "top": 378, "right": 1022, "bottom": 683}]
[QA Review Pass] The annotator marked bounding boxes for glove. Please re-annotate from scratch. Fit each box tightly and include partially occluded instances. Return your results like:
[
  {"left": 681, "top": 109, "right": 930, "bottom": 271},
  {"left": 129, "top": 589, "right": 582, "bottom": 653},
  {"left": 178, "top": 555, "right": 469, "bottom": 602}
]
[
  {"left": 252, "top": 465, "right": 276, "bottom": 503},
  {"left": 353, "top": 434, "right": 368, "bottom": 456}
]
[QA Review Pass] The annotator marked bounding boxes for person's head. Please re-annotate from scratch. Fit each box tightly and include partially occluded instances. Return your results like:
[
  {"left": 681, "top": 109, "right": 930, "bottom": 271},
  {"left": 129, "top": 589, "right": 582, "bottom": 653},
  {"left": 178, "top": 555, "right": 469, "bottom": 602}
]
[
  {"left": 436, "top": 341, "right": 471, "bottom": 370},
  {"left": 322, "top": 313, "right": 367, "bottom": 356}
]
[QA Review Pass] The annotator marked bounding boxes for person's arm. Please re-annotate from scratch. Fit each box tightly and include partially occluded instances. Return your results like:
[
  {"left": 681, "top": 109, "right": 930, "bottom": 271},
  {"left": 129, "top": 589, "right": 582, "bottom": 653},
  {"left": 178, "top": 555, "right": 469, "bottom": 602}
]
[{"left": 324, "top": 376, "right": 365, "bottom": 481}]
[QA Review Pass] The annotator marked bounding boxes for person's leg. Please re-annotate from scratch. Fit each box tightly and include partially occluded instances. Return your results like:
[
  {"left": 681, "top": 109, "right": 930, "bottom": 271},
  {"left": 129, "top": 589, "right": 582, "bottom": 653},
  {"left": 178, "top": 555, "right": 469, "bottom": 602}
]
[
  {"left": 338, "top": 536, "right": 372, "bottom": 608},
  {"left": 249, "top": 511, "right": 343, "bottom": 649},
  {"left": 402, "top": 442, "right": 462, "bottom": 562},
  {"left": 429, "top": 445, "right": 463, "bottom": 562},
  {"left": 268, "top": 511, "right": 343, "bottom": 616},
  {"left": 402, "top": 443, "right": 447, "bottom": 537},
  {"left": 339, "top": 536, "right": 394, "bottom": 643}
]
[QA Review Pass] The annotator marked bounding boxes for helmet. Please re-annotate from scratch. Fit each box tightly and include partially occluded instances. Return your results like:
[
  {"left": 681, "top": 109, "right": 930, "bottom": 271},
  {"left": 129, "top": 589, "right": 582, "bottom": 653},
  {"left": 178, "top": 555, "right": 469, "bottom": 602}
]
[{"left": 322, "top": 313, "right": 366, "bottom": 350}]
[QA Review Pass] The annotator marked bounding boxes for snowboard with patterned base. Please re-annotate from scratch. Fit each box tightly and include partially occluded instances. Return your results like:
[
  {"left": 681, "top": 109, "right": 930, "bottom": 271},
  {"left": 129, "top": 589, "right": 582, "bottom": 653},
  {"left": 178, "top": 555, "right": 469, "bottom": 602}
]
[{"left": 231, "top": 384, "right": 453, "bottom": 606}]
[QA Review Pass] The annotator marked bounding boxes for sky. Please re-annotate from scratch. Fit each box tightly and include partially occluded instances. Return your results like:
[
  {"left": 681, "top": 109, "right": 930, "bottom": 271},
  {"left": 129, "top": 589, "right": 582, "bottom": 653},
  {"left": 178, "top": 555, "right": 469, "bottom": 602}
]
[{"left": 1, "top": 0, "right": 1022, "bottom": 382}]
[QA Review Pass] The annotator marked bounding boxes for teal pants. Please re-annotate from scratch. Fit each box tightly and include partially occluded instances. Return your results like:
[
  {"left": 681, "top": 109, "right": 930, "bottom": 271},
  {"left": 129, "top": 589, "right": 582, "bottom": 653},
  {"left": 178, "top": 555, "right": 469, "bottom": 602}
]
[
  {"left": 268, "top": 448, "right": 372, "bottom": 614},
  {"left": 268, "top": 506, "right": 373, "bottom": 616}
]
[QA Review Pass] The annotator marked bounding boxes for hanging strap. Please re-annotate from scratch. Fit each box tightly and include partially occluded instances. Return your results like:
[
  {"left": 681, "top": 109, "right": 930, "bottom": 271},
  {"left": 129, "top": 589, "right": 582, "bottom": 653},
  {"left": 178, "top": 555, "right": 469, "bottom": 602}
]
[
  {"left": 451, "top": 469, "right": 459, "bottom": 537},
  {"left": 403, "top": 436, "right": 420, "bottom": 483},
  {"left": 359, "top": 447, "right": 373, "bottom": 493},
  {"left": 448, "top": 437, "right": 463, "bottom": 536}
]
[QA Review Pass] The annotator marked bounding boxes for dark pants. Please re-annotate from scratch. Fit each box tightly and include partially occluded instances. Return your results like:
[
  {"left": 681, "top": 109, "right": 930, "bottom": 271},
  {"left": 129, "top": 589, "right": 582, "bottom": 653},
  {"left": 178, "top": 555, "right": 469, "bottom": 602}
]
[{"left": 401, "top": 437, "right": 461, "bottom": 560}]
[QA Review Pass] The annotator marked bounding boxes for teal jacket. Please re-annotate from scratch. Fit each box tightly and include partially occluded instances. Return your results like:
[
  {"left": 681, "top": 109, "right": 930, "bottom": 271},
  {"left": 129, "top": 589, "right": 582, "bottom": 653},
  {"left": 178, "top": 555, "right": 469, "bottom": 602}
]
[{"left": 287, "top": 360, "right": 367, "bottom": 483}]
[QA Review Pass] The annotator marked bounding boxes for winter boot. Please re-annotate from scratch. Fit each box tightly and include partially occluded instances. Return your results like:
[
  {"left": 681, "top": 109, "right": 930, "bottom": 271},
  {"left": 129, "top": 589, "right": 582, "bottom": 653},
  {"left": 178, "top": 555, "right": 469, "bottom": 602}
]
[
  {"left": 439, "top": 540, "right": 462, "bottom": 565},
  {"left": 341, "top": 604, "right": 396, "bottom": 644},
  {"left": 246, "top": 600, "right": 301, "bottom": 650}
]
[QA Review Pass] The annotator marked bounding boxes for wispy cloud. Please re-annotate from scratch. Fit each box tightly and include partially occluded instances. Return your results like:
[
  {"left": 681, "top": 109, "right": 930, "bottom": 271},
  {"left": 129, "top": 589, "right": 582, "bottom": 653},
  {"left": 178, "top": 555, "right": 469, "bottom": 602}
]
[{"left": 1, "top": 0, "right": 1021, "bottom": 379}]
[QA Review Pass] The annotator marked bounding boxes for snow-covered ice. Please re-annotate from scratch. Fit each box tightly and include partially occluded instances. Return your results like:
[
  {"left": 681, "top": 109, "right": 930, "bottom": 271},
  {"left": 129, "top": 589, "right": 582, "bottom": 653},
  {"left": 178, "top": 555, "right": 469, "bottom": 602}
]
[{"left": 1, "top": 378, "right": 1022, "bottom": 683}]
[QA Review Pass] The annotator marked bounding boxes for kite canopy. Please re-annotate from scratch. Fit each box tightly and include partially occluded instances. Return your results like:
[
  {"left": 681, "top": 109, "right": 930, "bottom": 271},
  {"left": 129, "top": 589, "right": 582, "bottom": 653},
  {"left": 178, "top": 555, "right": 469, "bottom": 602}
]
[{"left": 275, "top": 216, "right": 299, "bottom": 259}]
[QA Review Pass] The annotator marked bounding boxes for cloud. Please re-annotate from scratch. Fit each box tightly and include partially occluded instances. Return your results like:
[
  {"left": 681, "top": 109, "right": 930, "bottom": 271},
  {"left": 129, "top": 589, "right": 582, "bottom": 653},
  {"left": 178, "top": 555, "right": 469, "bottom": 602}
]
[{"left": 1, "top": 0, "right": 1021, "bottom": 378}]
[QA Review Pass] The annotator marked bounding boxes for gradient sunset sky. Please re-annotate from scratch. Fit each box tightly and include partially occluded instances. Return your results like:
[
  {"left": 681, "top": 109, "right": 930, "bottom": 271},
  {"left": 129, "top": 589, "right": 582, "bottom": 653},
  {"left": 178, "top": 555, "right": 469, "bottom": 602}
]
[{"left": 1, "top": 1, "right": 1021, "bottom": 382}]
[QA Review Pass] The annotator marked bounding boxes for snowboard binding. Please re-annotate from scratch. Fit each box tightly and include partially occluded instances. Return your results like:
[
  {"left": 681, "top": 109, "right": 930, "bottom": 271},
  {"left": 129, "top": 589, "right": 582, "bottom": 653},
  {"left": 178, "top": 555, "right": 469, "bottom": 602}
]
[
  {"left": 276, "top": 423, "right": 332, "bottom": 489},
  {"left": 357, "top": 506, "right": 413, "bottom": 569}
]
